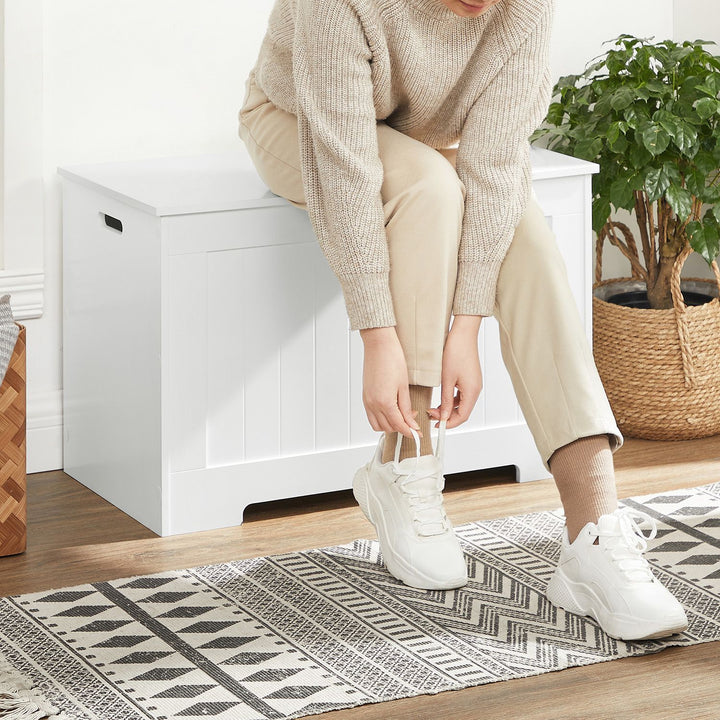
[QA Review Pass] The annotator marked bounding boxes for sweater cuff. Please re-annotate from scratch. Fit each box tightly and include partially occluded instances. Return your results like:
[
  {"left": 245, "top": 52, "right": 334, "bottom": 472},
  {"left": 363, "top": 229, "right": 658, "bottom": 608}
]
[
  {"left": 339, "top": 272, "right": 397, "bottom": 331},
  {"left": 452, "top": 260, "right": 505, "bottom": 317}
]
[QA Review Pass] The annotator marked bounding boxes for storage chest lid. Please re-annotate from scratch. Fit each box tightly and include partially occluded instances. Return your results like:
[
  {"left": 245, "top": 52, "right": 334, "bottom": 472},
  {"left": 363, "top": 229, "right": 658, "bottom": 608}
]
[
  {"left": 56, "top": 151, "right": 290, "bottom": 217},
  {"left": 56, "top": 147, "right": 598, "bottom": 217}
]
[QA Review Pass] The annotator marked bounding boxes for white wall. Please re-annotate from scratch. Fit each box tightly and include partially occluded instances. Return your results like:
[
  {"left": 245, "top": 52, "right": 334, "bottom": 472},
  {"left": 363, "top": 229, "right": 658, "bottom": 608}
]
[
  {"left": 4, "top": 0, "right": 711, "bottom": 471},
  {"left": 551, "top": 0, "right": 673, "bottom": 78},
  {"left": 674, "top": 0, "right": 720, "bottom": 44}
]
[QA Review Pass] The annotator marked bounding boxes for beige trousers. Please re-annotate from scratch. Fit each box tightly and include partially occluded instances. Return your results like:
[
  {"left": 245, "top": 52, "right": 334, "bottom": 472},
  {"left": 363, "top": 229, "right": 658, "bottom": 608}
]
[{"left": 238, "top": 73, "right": 624, "bottom": 472}]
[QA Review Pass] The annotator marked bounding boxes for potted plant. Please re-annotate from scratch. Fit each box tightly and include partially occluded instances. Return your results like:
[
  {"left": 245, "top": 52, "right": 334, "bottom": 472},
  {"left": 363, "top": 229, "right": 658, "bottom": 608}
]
[{"left": 531, "top": 34, "right": 720, "bottom": 440}]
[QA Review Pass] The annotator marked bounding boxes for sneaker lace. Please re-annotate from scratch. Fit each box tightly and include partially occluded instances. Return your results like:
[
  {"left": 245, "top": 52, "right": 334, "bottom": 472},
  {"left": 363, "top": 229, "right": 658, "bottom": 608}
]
[
  {"left": 597, "top": 507, "right": 658, "bottom": 582},
  {"left": 392, "top": 419, "right": 449, "bottom": 537}
]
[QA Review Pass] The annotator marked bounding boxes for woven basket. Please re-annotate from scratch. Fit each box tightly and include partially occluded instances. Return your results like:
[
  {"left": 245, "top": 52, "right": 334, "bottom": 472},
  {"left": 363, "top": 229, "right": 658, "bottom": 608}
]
[
  {"left": 0, "top": 323, "right": 27, "bottom": 557},
  {"left": 593, "top": 242, "right": 720, "bottom": 441}
]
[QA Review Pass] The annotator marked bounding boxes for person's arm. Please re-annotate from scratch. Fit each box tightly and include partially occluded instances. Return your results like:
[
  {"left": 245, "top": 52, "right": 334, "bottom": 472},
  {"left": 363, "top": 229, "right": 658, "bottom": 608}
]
[
  {"left": 294, "top": 0, "right": 420, "bottom": 437},
  {"left": 292, "top": 0, "right": 395, "bottom": 331},
  {"left": 453, "top": 0, "right": 554, "bottom": 318}
]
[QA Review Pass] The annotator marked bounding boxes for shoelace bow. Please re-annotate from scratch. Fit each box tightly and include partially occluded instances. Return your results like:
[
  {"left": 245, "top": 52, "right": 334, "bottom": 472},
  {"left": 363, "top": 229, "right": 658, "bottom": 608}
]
[
  {"left": 596, "top": 507, "right": 658, "bottom": 582},
  {"left": 392, "top": 419, "right": 449, "bottom": 537}
]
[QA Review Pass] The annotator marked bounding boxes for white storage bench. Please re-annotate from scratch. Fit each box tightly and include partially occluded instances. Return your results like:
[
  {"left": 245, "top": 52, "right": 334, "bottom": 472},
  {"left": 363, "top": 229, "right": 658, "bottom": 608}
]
[{"left": 58, "top": 147, "right": 598, "bottom": 537}]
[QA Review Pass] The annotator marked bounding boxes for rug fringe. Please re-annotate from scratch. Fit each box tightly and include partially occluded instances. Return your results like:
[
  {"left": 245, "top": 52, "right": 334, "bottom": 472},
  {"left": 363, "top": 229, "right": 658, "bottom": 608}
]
[{"left": 0, "top": 657, "right": 68, "bottom": 720}]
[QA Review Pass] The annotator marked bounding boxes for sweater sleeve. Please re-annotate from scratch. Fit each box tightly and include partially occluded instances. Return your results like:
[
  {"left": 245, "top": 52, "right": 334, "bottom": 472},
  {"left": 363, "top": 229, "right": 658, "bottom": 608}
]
[
  {"left": 452, "top": 3, "right": 554, "bottom": 318},
  {"left": 292, "top": 0, "right": 395, "bottom": 331}
]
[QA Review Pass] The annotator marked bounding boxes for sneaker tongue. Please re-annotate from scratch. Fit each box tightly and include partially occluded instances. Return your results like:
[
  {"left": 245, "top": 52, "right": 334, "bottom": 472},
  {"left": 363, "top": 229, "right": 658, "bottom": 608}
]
[
  {"left": 396, "top": 452, "right": 440, "bottom": 470},
  {"left": 396, "top": 454, "right": 442, "bottom": 489},
  {"left": 597, "top": 514, "right": 621, "bottom": 533}
]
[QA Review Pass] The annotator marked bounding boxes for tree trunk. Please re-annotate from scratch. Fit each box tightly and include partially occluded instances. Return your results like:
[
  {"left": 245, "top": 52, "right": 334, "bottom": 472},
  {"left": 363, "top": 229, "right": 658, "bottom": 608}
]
[
  {"left": 647, "top": 215, "right": 685, "bottom": 309},
  {"left": 646, "top": 255, "right": 676, "bottom": 308}
]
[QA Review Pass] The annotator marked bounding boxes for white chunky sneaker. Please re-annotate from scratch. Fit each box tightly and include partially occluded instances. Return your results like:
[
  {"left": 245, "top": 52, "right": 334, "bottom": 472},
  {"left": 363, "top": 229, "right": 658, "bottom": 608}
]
[
  {"left": 546, "top": 506, "right": 689, "bottom": 641},
  {"left": 352, "top": 419, "right": 468, "bottom": 590}
]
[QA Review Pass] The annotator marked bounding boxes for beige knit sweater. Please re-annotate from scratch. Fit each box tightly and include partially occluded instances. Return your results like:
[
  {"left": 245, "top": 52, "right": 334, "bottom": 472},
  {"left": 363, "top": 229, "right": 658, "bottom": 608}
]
[{"left": 248, "top": 0, "right": 554, "bottom": 331}]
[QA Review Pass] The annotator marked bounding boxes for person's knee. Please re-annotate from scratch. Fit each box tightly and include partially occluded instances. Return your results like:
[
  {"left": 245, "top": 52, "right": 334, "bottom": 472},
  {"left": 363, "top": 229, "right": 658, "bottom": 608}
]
[
  {"left": 380, "top": 132, "right": 466, "bottom": 213},
  {"left": 387, "top": 158, "right": 465, "bottom": 236},
  {"left": 410, "top": 160, "right": 466, "bottom": 209}
]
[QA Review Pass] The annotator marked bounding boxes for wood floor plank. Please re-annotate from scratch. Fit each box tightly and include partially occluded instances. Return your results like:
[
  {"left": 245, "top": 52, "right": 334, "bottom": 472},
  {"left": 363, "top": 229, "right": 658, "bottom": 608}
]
[{"left": 0, "top": 435, "right": 718, "bottom": 719}]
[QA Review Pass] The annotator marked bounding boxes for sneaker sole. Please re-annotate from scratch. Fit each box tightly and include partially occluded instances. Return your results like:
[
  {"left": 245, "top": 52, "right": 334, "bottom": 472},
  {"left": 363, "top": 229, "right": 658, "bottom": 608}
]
[
  {"left": 352, "top": 465, "right": 467, "bottom": 591},
  {"left": 546, "top": 567, "right": 688, "bottom": 641}
]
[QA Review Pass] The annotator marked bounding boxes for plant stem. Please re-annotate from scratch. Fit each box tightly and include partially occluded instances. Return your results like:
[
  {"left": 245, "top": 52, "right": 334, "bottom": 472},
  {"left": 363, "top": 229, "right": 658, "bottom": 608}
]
[
  {"left": 634, "top": 190, "right": 653, "bottom": 277},
  {"left": 645, "top": 193, "right": 657, "bottom": 284}
]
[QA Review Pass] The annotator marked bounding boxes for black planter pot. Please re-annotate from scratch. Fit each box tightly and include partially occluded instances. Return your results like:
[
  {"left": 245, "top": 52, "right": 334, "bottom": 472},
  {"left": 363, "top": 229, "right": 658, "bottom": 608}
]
[
  {"left": 594, "top": 278, "right": 720, "bottom": 308},
  {"left": 606, "top": 288, "right": 715, "bottom": 309}
]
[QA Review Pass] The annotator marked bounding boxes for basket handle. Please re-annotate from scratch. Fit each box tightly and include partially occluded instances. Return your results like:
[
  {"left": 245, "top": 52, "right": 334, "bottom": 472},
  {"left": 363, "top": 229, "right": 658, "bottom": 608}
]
[
  {"left": 671, "top": 246, "right": 720, "bottom": 389},
  {"left": 596, "top": 224, "right": 720, "bottom": 390},
  {"left": 670, "top": 243, "right": 694, "bottom": 313}
]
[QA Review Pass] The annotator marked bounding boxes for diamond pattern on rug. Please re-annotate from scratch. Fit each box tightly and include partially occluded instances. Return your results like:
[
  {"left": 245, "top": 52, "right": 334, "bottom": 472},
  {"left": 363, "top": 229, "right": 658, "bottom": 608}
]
[{"left": 1, "top": 483, "right": 719, "bottom": 720}]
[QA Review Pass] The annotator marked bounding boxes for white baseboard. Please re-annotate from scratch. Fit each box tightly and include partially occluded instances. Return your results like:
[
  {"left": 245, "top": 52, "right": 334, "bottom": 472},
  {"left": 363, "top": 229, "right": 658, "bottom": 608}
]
[{"left": 27, "top": 388, "right": 62, "bottom": 472}]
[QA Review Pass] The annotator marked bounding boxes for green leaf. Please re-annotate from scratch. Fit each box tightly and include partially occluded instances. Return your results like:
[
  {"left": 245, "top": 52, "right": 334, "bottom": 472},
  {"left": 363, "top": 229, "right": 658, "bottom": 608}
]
[
  {"left": 645, "top": 165, "right": 672, "bottom": 201},
  {"left": 575, "top": 85, "right": 595, "bottom": 106},
  {"left": 574, "top": 136, "right": 603, "bottom": 160},
  {"left": 666, "top": 184, "right": 694, "bottom": 220},
  {"left": 641, "top": 124, "right": 671, "bottom": 155},
  {"left": 547, "top": 102, "right": 565, "bottom": 125},
  {"left": 624, "top": 104, "right": 651, "bottom": 129},
  {"left": 652, "top": 109, "right": 681, "bottom": 138},
  {"left": 673, "top": 122, "right": 699, "bottom": 154},
  {"left": 645, "top": 78, "right": 671, "bottom": 94},
  {"left": 687, "top": 216, "right": 720, "bottom": 265},
  {"left": 609, "top": 175, "right": 636, "bottom": 210},
  {"left": 607, "top": 122, "right": 621, "bottom": 145},
  {"left": 557, "top": 74, "right": 581, "bottom": 90},
  {"left": 611, "top": 86, "right": 637, "bottom": 111},
  {"left": 696, "top": 76, "right": 720, "bottom": 96},
  {"left": 686, "top": 167, "right": 708, "bottom": 196},
  {"left": 695, "top": 150, "right": 718, "bottom": 174},
  {"left": 609, "top": 133, "right": 629, "bottom": 153},
  {"left": 607, "top": 50, "right": 628, "bottom": 75},
  {"left": 695, "top": 97, "right": 719, "bottom": 121},
  {"left": 592, "top": 195, "right": 612, "bottom": 234},
  {"left": 628, "top": 141, "right": 653, "bottom": 169},
  {"left": 593, "top": 92, "right": 615, "bottom": 116},
  {"left": 705, "top": 184, "right": 720, "bottom": 204},
  {"left": 669, "top": 45, "right": 694, "bottom": 63}
]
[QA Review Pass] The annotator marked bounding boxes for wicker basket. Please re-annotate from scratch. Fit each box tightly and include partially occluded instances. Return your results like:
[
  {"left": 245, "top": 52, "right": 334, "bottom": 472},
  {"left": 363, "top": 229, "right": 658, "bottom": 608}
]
[
  {"left": 0, "top": 323, "right": 27, "bottom": 557},
  {"left": 593, "top": 244, "right": 720, "bottom": 441}
]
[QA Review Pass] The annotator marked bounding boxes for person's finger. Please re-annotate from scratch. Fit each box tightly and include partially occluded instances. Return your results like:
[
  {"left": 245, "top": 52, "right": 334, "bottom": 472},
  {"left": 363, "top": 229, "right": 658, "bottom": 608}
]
[
  {"left": 397, "top": 383, "right": 420, "bottom": 432},
  {"left": 387, "top": 403, "right": 420, "bottom": 438},
  {"left": 439, "top": 378, "right": 456, "bottom": 421},
  {"left": 374, "top": 410, "right": 396, "bottom": 435},
  {"left": 366, "top": 409, "right": 382, "bottom": 433},
  {"left": 459, "top": 383, "right": 482, "bottom": 420}
]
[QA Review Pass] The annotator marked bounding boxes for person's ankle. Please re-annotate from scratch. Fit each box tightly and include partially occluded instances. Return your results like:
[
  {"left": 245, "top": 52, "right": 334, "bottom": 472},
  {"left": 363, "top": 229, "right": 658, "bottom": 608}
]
[{"left": 565, "top": 503, "right": 620, "bottom": 544}]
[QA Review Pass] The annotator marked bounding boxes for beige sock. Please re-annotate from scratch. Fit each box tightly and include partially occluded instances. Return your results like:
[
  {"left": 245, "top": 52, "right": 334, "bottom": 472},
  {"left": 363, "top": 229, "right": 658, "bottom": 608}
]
[
  {"left": 548, "top": 434, "right": 619, "bottom": 544},
  {"left": 381, "top": 385, "right": 434, "bottom": 463}
]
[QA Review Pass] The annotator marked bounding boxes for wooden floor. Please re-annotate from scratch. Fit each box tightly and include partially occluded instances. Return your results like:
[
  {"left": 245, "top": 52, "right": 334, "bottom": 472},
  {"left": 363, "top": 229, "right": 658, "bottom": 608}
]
[{"left": 2, "top": 435, "right": 719, "bottom": 720}]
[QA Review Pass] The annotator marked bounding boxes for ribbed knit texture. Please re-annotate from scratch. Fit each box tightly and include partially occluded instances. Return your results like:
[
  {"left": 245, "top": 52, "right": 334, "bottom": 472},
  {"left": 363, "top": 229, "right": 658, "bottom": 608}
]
[
  {"left": 548, "top": 434, "right": 620, "bottom": 544},
  {"left": 248, "top": 0, "right": 554, "bottom": 331},
  {"left": 381, "top": 385, "right": 434, "bottom": 463}
]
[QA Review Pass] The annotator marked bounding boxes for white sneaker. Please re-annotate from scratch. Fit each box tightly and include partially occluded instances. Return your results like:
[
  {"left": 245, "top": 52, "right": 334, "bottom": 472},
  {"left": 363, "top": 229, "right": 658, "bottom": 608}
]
[
  {"left": 352, "top": 419, "right": 468, "bottom": 590},
  {"left": 546, "top": 506, "right": 689, "bottom": 640}
]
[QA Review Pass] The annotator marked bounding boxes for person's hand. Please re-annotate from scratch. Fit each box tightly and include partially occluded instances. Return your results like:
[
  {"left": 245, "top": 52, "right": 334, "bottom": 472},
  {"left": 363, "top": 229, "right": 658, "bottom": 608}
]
[
  {"left": 359, "top": 326, "right": 421, "bottom": 439},
  {"left": 428, "top": 315, "right": 483, "bottom": 429}
]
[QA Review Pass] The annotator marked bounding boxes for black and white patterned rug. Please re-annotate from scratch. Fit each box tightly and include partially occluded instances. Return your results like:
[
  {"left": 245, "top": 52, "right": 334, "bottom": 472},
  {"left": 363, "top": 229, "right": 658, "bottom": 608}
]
[{"left": 1, "top": 483, "right": 719, "bottom": 720}]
